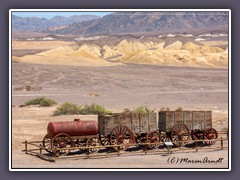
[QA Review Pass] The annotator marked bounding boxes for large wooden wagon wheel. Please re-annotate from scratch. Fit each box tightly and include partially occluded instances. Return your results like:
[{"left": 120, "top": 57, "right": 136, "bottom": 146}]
[
  {"left": 161, "top": 132, "right": 171, "bottom": 143},
  {"left": 86, "top": 137, "right": 100, "bottom": 153},
  {"left": 203, "top": 128, "right": 218, "bottom": 145},
  {"left": 51, "top": 133, "right": 73, "bottom": 156},
  {"left": 170, "top": 124, "right": 190, "bottom": 147},
  {"left": 146, "top": 131, "right": 161, "bottom": 149},
  {"left": 110, "top": 125, "right": 135, "bottom": 151},
  {"left": 42, "top": 134, "right": 53, "bottom": 154}
]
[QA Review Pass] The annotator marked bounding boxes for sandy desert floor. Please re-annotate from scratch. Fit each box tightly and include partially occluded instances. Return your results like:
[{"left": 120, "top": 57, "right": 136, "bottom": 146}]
[
  {"left": 11, "top": 106, "right": 229, "bottom": 169},
  {"left": 12, "top": 41, "right": 75, "bottom": 57},
  {"left": 12, "top": 62, "right": 228, "bottom": 110},
  {"left": 12, "top": 147, "right": 229, "bottom": 169},
  {"left": 11, "top": 61, "right": 229, "bottom": 169}
]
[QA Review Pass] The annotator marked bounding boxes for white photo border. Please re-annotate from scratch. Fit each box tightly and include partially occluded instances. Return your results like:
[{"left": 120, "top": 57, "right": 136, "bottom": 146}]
[{"left": 9, "top": 9, "right": 231, "bottom": 171}]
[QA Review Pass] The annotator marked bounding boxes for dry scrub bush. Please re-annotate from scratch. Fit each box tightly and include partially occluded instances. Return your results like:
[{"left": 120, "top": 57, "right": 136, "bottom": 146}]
[
  {"left": 24, "top": 97, "right": 57, "bottom": 107},
  {"left": 53, "top": 103, "right": 111, "bottom": 116}
]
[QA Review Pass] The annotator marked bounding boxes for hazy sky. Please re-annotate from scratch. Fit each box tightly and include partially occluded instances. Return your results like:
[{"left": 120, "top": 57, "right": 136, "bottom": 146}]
[{"left": 12, "top": 11, "right": 112, "bottom": 19}]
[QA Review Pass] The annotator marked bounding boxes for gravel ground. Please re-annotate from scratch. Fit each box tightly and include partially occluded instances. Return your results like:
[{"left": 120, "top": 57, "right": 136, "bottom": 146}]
[
  {"left": 12, "top": 62, "right": 228, "bottom": 111},
  {"left": 12, "top": 141, "right": 229, "bottom": 169}
]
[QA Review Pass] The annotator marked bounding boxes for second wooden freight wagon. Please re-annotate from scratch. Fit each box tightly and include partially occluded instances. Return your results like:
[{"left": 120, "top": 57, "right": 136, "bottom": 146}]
[{"left": 159, "top": 110, "right": 218, "bottom": 146}]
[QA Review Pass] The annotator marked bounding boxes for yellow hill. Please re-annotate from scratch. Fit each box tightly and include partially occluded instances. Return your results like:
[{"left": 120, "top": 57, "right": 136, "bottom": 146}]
[
  {"left": 14, "top": 39, "right": 228, "bottom": 68},
  {"left": 113, "top": 39, "right": 148, "bottom": 56}
]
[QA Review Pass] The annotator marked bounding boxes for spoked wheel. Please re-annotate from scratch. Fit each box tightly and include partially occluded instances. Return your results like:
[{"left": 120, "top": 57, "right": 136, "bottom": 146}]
[
  {"left": 42, "top": 134, "right": 53, "bottom": 154},
  {"left": 204, "top": 128, "right": 218, "bottom": 145},
  {"left": 191, "top": 130, "right": 204, "bottom": 141},
  {"left": 161, "top": 133, "right": 171, "bottom": 143},
  {"left": 100, "top": 135, "right": 110, "bottom": 147},
  {"left": 170, "top": 124, "right": 190, "bottom": 147},
  {"left": 52, "top": 133, "right": 73, "bottom": 156},
  {"left": 146, "top": 131, "right": 161, "bottom": 149},
  {"left": 86, "top": 137, "right": 100, "bottom": 153},
  {"left": 110, "top": 125, "right": 135, "bottom": 151}
]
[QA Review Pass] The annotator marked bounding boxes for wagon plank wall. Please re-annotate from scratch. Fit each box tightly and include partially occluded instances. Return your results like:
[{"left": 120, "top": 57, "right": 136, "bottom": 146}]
[
  {"left": 98, "top": 112, "right": 158, "bottom": 136},
  {"left": 192, "top": 111, "right": 204, "bottom": 130},
  {"left": 184, "top": 111, "right": 193, "bottom": 129},
  {"left": 158, "top": 111, "right": 212, "bottom": 132},
  {"left": 149, "top": 113, "right": 158, "bottom": 132},
  {"left": 204, "top": 111, "right": 212, "bottom": 129}
]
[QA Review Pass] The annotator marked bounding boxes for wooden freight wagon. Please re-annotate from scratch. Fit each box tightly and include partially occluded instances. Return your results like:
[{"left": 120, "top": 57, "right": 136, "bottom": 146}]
[
  {"left": 158, "top": 111, "right": 218, "bottom": 146},
  {"left": 98, "top": 112, "right": 160, "bottom": 150}
]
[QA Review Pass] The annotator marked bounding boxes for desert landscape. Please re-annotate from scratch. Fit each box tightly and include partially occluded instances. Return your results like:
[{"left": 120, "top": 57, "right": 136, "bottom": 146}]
[{"left": 11, "top": 11, "right": 229, "bottom": 169}]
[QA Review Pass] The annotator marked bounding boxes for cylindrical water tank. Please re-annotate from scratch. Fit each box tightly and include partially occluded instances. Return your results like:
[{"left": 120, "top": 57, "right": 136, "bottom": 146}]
[{"left": 47, "top": 119, "right": 98, "bottom": 138}]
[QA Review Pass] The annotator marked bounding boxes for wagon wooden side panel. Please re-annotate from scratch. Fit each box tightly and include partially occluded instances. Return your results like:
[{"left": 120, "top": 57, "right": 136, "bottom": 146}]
[
  {"left": 203, "top": 111, "right": 212, "bottom": 129},
  {"left": 98, "top": 113, "right": 132, "bottom": 136},
  {"left": 98, "top": 112, "right": 158, "bottom": 136},
  {"left": 159, "top": 111, "right": 174, "bottom": 132},
  {"left": 158, "top": 111, "right": 212, "bottom": 132}
]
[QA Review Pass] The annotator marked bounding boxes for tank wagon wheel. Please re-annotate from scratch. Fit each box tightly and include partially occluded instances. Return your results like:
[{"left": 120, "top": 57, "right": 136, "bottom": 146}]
[
  {"left": 86, "top": 138, "right": 100, "bottom": 153},
  {"left": 191, "top": 130, "right": 204, "bottom": 141},
  {"left": 203, "top": 128, "right": 218, "bottom": 145},
  {"left": 42, "top": 134, "right": 54, "bottom": 154},
  {"left": 51, "top": 133, "right": 73, "bottom": 156},
  {"left": 110, "top": 125, "right": 135, "bottom": 151},
  {"left": 146, "top": 131, "right": 161, "bottom": 149},
  {"left": 170, "top": 124, "right": 190, "bottom": 147}
]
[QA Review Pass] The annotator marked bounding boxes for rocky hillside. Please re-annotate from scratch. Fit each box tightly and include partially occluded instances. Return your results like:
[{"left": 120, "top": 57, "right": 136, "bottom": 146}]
[
  {"left": 12, "top": 15, "right": 100, "bottom": 31},
  {"left": 44, "top": 11, "right": 228, "bottom": 35}
]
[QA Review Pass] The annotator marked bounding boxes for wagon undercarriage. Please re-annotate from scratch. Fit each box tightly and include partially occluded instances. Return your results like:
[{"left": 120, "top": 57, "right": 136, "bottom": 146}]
[
  {"left": 23, "top": 131, "right": 227, "bottom": 162},
  {"left": 41, "top": 128, "right": 218, "bottom": 157}
]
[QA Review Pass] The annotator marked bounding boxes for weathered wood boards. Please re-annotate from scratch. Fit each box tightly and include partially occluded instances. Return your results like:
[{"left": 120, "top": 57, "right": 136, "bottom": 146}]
[
  {"left": 158, "top": 111, "right": 212, "bottom": 132},
  {"left": 98, "top": 112, "right": 158, "bottom": 136},
  {"left": 98, "top": 110, "right": 212, "bottom": 136}
]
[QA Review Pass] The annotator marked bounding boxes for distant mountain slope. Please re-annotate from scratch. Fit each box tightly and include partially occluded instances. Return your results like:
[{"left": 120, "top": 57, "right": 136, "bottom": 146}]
[
  {"left": 44, "top": 11, "right": 228, "bottom": 35},
  {"left": 12, "top": 15, "right": 100, "bottom": 31}
]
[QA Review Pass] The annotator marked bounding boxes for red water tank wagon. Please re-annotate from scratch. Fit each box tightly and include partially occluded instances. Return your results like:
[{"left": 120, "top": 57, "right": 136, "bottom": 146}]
[{"left": 47, "top": 119, "right": 99, "bottom": 138}]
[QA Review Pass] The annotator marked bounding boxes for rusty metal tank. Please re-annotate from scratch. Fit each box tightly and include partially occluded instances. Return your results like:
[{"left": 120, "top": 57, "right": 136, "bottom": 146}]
[{"left": 47, "top": 119, "right": 98, "bottom": 138}]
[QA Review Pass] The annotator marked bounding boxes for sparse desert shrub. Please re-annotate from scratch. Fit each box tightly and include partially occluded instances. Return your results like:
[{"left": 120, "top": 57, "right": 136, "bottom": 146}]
[
  {"left": 53, "top": 103, "right": 81, "bottom": 116},
  {"left": 145, "top": 106, "right": 155, "bottom": 113},
  {"left": 132, "top": 106, "right": 155, "bottom": 115},
  {"left": 175, "top": 107, "right": 183, "bottom": 111},
  {"left": 122, "top": 108, "right": 131, "bottom": 114},
  {"left": 79, "top": 103, "right": 112, "bottom": 115},
  {"left": 159, "top": 107, "right": 170, "bottom": 111},
  {"left": 53, "top": 103, "right": 111, "bottom": 116},
  {"left": 24, "top": 97, "right": 57, "bottom": 107}
]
